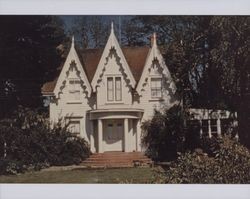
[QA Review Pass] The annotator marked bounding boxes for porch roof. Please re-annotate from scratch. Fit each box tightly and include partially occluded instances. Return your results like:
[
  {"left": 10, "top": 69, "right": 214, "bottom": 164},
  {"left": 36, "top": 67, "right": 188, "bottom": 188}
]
[{"left": 88, "top": 108, "right": 144, "bottom": 120}]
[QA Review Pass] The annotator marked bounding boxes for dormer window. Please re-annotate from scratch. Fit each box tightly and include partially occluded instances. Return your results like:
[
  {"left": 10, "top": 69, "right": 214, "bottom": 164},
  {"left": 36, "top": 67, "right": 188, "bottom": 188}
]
[
  {"left": 69, "top": 79, "right": 80, "bottom": 101},
  {"left": 151, "top": 77, "right": 162, "bottom": 98},
  {"left": 107, "top": 76, "right": 122, "bottom": 102}
]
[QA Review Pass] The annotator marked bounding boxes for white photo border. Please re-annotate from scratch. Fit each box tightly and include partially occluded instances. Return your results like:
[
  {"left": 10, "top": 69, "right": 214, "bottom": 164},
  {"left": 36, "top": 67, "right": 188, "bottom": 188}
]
[
  {"left": 0, "top": 0, "right": 249, "bottom": 15},
  {"left": 0, "top": 0, "right": 250, "bottom": 198}
]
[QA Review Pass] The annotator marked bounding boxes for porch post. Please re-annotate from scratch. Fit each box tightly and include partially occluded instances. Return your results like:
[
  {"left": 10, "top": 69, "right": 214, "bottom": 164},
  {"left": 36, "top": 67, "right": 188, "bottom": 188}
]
[
  {"left": 136, "top": 119, "right": 142, "bottom": 151},
  {"left": 217, "top": 118, "right": 222, "bottom": 137},
  {"left": 208, "top": 119, "right": 212, "bottom": 138},
  {"left": 98, "top": 119, "right": 103, "bottom": 153},
  {"left": 128, "top": 119, "right": 133, "bottom": 152},
  {"left": 124, "top": 118, "right": 129, "bottom": 152},
  {"left": 90, "top": 120, "right": 95, "bottom": 153}
]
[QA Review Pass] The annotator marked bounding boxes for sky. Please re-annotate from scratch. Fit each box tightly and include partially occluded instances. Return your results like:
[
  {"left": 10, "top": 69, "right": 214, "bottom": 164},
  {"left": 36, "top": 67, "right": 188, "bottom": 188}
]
[{"left": 60, "top": 15, "right": 132, "bottom": 33}]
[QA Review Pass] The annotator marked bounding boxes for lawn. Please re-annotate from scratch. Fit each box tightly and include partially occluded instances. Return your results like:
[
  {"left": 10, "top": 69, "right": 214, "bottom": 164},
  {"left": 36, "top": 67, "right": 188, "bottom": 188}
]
[{"left": 0, "top": 167, "right": 157, "bottom": 183}]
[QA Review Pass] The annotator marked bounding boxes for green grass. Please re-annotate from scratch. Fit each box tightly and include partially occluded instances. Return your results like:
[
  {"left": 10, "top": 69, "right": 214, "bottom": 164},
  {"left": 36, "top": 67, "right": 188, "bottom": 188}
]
[{"left": 0, "top": 167, "right": 156, "bottom": 183}]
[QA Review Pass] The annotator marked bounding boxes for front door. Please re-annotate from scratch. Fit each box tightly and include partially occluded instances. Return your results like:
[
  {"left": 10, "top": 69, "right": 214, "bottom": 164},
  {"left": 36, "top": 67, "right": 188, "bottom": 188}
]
[{"left": 103, "top": 119, "right": 123, "bottom": 151}]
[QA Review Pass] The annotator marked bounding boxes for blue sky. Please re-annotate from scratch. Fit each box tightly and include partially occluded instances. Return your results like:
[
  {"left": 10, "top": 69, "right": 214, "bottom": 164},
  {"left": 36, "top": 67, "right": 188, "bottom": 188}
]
[{"left": 60, "top": 15, "right": 132, "bottom": 33}]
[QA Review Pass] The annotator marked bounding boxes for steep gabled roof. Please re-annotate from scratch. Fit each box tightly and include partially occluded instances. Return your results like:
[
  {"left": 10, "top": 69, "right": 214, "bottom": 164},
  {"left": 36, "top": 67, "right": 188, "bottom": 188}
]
[
  {"left": 136, "top": 33, "right": 176, "bottom": 95},
  {"left": 48, "top": 36, "right": 92, "bottom": 98},
  {"left": 41, "top": 78, "right": 58, "bottom": 95},
  {"left": 122, "top": 47, "right": 150, "bottom": 82},
  {"left": 91, "top": 23, "right": 137, "bottom": 91},
  {"left": 41, "top": 46, "right": 150, "bottom": 95}
]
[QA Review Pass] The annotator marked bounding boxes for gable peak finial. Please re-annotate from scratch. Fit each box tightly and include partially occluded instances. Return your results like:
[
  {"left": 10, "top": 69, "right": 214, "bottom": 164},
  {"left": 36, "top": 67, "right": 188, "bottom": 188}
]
[
  {"left": 71, "top": 35, "right": 75, "bottom": 48},
  {"left": 151, "top": 32, "right": 157, "bottom": 47},
  {"left": 111, "top": 21, "right": 114, "bottom": 34}
]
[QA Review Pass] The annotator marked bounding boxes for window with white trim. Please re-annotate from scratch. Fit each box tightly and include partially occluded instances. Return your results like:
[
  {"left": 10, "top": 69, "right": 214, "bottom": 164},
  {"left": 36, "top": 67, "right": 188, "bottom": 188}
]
[
  {"left": 68, "top": 120, "right": 80, "bottom": 136},
  {"left": 151, "top": 78, "right": 162, "bottom": 98},
  {"left": 69, "top": 79, "right": 80, "bottom": 101},
  {"left": 107, "top": 77, "right": 114, "bottom": 101},
  {"left": 107, "top": 76, "right": 122, "bottom": 102},
  {"left": 115, "top": 77, "right": 122, "bottom": 101}
]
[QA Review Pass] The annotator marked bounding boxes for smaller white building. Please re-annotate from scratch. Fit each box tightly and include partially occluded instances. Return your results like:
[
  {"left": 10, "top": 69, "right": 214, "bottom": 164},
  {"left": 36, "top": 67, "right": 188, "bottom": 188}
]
[
  {"left": 188, "top": 108, "right": 238, "bottom": 138},
  {"left": 42, "top": 23, "right": 179, "bottom": 153}
]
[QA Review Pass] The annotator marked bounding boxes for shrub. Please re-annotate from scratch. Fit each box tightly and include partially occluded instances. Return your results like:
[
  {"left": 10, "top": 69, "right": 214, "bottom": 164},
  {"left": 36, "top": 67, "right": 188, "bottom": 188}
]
[
  {"left": 163, "top": 136, "right": 250, "bottom": 183},
  {"left": 141, "top": 105, "right": 186, "bottom": 161},
  {"left": 185, "top": 118, "right": 210, "bottom": 150},
  {"left": 0, "top": 158, "right": 24, "bottom": 175},
  {"left": 0, "top": 106, "right": 90, "bottom": 175},
  {"left": 199, "top": 136, "right": 222, "bottom": 157}
]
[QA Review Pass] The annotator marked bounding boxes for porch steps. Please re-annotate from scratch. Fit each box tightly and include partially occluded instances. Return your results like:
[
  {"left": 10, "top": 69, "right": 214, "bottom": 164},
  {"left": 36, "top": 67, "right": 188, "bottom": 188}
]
[{"left": 80, "top": 152, "right": 153, "bottom": 168}]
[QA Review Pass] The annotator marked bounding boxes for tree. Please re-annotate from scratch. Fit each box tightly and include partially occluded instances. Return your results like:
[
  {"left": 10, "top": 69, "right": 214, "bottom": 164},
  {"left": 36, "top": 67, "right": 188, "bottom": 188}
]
[
  {"left": 120, "top": 18, "right": 146, "bottom": 46},
  {"left": 71, "top": 16, "right": 109, "bottom": 48},
  {"left": 0, "top": 16, "right": 66, "bottom": 118},
  {"left": 134, "top": 16, "right": 214, "bottom": 107},
  {"left": 135, "top": 16, "right": 250, "bottom": 147},
  {"left": 209, "top": 16, "right": 250, "bottom": 147},
  {"left": 70, "top": 16, "right": 90, "bottom": 49}
]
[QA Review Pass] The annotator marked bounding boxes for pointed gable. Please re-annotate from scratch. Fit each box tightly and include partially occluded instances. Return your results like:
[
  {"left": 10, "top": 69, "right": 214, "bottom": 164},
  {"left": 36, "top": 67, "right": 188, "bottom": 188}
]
[
  {"left": 41, "top": 47, "right": 150, "bottom": 95},
  {"left": 91, "top": 23, "right": 136, "bottom": 92},
  {"left": 53, "top": 37, "right": 92, "bottom": 98},
  {"left": 136, "top": 33, "right": 176, "bottom": 95}
]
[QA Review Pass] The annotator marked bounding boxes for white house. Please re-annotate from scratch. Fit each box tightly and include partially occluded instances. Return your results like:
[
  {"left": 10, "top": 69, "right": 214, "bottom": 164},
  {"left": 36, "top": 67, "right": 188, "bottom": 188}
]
[{"left": 41, "top": 23, "right": 178, "bottom": 153}]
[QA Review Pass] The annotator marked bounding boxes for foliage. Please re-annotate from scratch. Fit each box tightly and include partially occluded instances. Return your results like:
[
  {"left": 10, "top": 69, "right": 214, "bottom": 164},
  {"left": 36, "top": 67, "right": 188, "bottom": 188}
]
[
  {"left": 0, "top": 106, "right": 90, "bottom": 175},
  {"left": 141, "top": 105, "right": 186, "bottom": 161},
  {"left": 162, "top": 136, "right": 250, "bottom": 183},
  {"left": 199, "top": 136, "right": 222, "bottom": 157},
  {"left": 0, "top": 16, "right": 66, "bottom": 118},
  {"left": 209, "top": 17, "right": 250, "bottom": 147},
  {"left": 71, "top": 16, "right": 109, "bottom": 48},
  {"left": 134, "top": 16, "right": 250, "bottom": 147}
]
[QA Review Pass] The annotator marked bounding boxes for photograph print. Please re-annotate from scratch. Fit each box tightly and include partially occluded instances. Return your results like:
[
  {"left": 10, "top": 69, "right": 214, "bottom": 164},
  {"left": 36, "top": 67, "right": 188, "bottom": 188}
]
[{"left": 0, "top": 15, "right": 249, "bottom": 184}]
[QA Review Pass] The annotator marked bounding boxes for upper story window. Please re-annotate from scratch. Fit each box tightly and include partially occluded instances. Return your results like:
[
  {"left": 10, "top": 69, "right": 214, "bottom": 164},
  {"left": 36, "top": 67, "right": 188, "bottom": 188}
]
[
  {"left": 107, "top": 76, "right": 122, "bottom": 102},
  {"left": 151, "top": 77, "right": 162, "bottom": 98},
  {"left": 69, "top": 79, "right": 80, "bottom": 101},
  {"left": 107, "top": 77, "right": 114, "bottom": 101},
  {"left": 115, "top": 77, "right": 122, "bottom": 101}
]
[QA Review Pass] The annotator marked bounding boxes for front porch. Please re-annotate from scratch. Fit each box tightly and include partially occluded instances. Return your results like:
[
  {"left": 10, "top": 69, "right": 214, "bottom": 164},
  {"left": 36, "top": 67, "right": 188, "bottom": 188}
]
[{"left": 88, "top": 108, "right": 144, "bottom": 153}]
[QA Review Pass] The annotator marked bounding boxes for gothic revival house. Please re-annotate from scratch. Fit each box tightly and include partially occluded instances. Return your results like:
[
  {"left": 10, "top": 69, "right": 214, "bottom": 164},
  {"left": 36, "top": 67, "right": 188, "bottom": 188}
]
[{"left": 42, "top": 23, "right": 178, "bottom": 153}]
